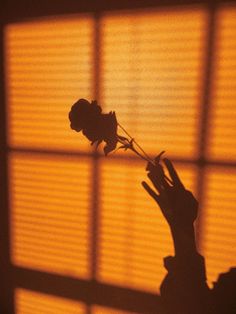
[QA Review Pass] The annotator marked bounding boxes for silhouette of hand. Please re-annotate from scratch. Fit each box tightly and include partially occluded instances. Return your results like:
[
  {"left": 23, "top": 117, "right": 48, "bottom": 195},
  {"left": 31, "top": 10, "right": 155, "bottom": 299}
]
[{"left": 142, "top": 158, "right": 198, "bottom": 230}]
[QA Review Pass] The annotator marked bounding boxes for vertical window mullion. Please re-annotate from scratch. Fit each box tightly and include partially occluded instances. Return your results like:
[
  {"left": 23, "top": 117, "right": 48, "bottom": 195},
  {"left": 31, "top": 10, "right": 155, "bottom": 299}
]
[
  {"left": 195, "top": 4, "right": 217, "bottom": 250},
  {"left": 90, "top": 11, "right": 102, "bottom": 281},
  {"left": 0, "top": 22, "right": 15, "bottom": 314}
]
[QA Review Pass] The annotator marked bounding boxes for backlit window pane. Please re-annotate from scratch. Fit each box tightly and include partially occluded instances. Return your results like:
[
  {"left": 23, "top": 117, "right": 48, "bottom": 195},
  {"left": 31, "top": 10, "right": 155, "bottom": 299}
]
[
  {"left": 92, "top": 305, "right": 137, "bottom": 314},
  {"left": 201, "top": 166, "right": 236, "bottom": 286},
  {"left": 101, "top": 8, "right": 207, "bottom": 158},
  {"left": 15, "top": 289, "right": 86, "bottom": 314},
  {"left": 208, "top": 6, "right": 236, "bottom": 161},
  {"left": 99, "top": 158, "right": 196, "bottom": 292},
  {"left": 2, "top": 3, "right": 236, "bottom": 314},
  {"left": 9, "top": 153, "right": 91, "bottom": 279},
  {"left": 5, "top": 15, "right": 94, "bottom": 151}
]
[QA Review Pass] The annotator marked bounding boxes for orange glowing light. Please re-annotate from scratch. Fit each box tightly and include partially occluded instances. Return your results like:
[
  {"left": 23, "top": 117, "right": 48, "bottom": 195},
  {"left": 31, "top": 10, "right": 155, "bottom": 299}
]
[
  {"left": 202, "top": 166, "right": 236, "bottom": 286},
  {"left": 100, "top": 8, "right": 207, "bottom": 158},
  {"left": 4, "top": 15, "right": 94, "bottom": 152},
  {"left": 98, "top": 158, "right": 196, "bottom": 292},
  {"left": 4, "top": 4, "right": 236, "bottom": 314},
  {"left": 9, "top": 152, "right": 92, "bottom": 279},
  {"left": 208, "top": 7, "right": 236, "bottom": 161},
  {"left": 92, "top": 305, "right": 136, "bottom": 314},
  {"left": 15, "top": 289, "right": 86, "bottom": 314}
]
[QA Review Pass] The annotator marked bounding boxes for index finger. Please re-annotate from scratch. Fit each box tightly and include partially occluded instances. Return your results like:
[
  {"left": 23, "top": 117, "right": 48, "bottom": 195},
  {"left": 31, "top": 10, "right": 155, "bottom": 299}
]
[{"left": 163, "top": 158, "right": 184, "bottom": 189}]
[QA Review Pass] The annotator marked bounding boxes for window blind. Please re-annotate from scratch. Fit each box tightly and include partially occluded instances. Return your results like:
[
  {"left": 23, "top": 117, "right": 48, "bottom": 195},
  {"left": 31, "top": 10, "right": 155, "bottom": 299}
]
[
  {"left": 202, "top": 167, "right": 236, "bottom": 286},
  {"left": 99, "top": 158, "right": 196, "bottom": 292},
  {"left": 92, "top": 305, "right": 136, "bottom": 314},
  {"left": 5, "top": 16, "right": 94, "bottom": 152},
  {"left": 202, "top": 5, "right": 236, "bottom": 286},
  {"left": 16, "top": 289, "right": 86, "bottom": 314},
  {"left": 100, "top": 8, "right": 207, "bottom": 158},
  {"left": 3, "top": 3, "right": 236, "bottom": 314},
  {"left": 98, "top": 8, "right": 203, "bottom": 293},
  {"left": 208, "top": 6, "right": 236, "bottom": 160},
  {"left": 16, "top": 289, "right": 138, "bottom": 314},
  {"left": 9, "top": 152, "right": 91, "bottom": 279}
]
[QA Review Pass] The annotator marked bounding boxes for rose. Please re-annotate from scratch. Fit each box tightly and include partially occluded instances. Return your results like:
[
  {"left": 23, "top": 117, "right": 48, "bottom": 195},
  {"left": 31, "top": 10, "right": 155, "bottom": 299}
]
[
  {"left": 69, "top": 99, "right": 118, "bottom": 155},
  {"left": 69, "top": 98, "right": 164, "bottom": 162}
]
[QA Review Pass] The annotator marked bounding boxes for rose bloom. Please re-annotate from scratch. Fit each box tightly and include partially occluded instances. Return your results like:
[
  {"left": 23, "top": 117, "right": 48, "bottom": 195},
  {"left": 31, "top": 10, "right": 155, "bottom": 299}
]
[{"left": 69, "top": 99, "right": 118, "bottom": 155}]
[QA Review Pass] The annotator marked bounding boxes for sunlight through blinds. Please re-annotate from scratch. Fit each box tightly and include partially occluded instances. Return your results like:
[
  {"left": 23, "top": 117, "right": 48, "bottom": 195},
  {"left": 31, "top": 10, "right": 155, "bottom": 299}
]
[
  {"left": 92, "top": 305, "right": 137, "bottom": 314},
  {"left": 4, "top": 3, "right": 236, "bottom": 313},
  {"left": 202, "top": 4, "right": 236, "bottom": 287},
  {"left": 9, "top": 153, "right": 91, "bottom": 278},
  {"left": 208, "top": 6, "right": 236, "bottom": 160},
  {"left": 202, "top": 167, "right": 236, "bottom": 287},
  {"left": 15, "top": 289, "right": 86, "bottom": 314},
  {"left": 99, "top": 158, "right": 196, "bottom": 292},
  {"left": 4, "top": 15, "right": 94, "bottom": 152},
  {"left": 100, "top": 8, "right": 207, "bottom": 158}
]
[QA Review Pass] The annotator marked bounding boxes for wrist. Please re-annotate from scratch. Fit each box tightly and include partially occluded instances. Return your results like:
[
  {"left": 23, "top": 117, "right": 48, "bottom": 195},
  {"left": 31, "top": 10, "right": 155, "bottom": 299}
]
[
  {"left": 170, "top": 224, "right": 197, "bottom": 256},
  {"left": 170, "top": 223, "right": 195, "bottom": 237}
]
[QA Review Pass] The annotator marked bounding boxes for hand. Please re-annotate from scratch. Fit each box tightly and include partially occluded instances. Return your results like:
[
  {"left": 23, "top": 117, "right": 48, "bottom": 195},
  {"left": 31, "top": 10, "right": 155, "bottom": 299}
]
[{"left": 142, "top": 158, "right": 198, "bottom": 231}]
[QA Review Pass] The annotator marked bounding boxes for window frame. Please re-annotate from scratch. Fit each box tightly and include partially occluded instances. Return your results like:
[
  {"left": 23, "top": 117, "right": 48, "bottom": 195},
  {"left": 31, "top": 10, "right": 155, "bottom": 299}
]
[{"left": 1, "top": 0, "right": 236, "bottom": 313}]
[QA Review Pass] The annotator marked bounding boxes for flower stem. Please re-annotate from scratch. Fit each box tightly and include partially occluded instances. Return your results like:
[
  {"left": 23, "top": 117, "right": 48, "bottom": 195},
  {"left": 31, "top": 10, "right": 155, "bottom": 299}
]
[
  {"left": 117, "top": 123, "right": 154, "bottom": 164},
  {"left": 117, "top": 137, "right": 151, "bottom": 163},
  {"left": 117, "top": 125, "right": 172, "bottom": 185}
]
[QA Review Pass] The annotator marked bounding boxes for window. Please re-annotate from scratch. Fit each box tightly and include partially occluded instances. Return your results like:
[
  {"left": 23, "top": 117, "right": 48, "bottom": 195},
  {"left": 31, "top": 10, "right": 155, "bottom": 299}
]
[
  {"left": 2, "top": 2, "right": 236, "bottom": 313},
  {"left": 16, "top": 289, "right": 86, "bottom": 314}
]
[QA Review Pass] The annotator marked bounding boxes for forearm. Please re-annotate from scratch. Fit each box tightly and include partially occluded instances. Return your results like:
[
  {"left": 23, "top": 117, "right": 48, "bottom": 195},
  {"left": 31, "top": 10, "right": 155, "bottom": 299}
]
[
  {"left": 162, "top": 224, "right": 209, "bottom": 314},
  {"left": 170, "top": 224, "right": 197, "bottom": 257}
]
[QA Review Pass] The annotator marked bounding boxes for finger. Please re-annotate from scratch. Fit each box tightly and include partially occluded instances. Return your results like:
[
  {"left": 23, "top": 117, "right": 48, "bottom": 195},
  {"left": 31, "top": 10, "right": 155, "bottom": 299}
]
[
  {"left": 147, "top": 172, "right": 169, "bottom": 205},
  {"left": 142, "top": 181, "right": 169, "bottom": 218},
  {"left": 148, "top": 172, "right": 163, "bottom": 194},
  {"left": 146, "top": 161, "right": 164, "bottom": 176},
  {"left": 142, "top": 181, "right": 161, "bottom": 204},
  {"left": 163, "top": 158, "right": 184, "bottom": 188},
  {"left": 156, "top": 164, "right": 172, "bottom": 190},
  {"left": 154, "top": 151, "right": 165, "bottom": 164},
  {"left": 147, "top": 163, "right": 165, "bottom": 181},
  {"left": 164, "top": 174, "right": 173, "bottom": 185},
  {"left": 148, "top": 164, "right": 171, "bottom": 191},
  {"left": 162, "top": 177, "right": 172, "bottom": 190},
  {"left": 146, "top": 161, "right": 157, "bottom": 172}
]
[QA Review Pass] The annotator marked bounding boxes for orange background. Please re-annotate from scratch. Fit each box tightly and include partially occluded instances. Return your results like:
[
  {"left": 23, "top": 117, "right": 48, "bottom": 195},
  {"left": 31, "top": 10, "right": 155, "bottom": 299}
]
[{"left": 3, "top": 4, "right": 236, "bottom": 313}]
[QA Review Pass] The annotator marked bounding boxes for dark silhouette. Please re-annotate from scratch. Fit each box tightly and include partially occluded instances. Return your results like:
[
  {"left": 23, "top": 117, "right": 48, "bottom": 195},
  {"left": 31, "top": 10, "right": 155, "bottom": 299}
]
[
  {"left": 69, "top": 98, "right": 165, "bottom": 164},
  {"left": 69, "top": 98, "right": 118, "bottom": 155},
  {"left": 142, "top": 158, "right": 236, "bottom": 314}
]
